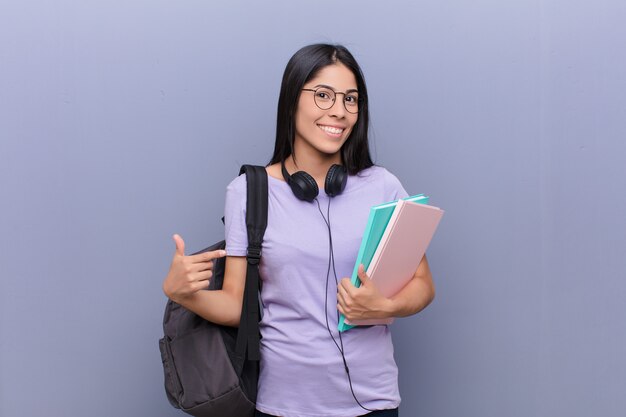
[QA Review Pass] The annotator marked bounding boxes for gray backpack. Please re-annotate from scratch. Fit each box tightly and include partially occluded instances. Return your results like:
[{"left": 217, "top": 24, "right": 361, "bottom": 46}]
[{"left": 159, "top": 165, "right": 267, "bottom": 416}]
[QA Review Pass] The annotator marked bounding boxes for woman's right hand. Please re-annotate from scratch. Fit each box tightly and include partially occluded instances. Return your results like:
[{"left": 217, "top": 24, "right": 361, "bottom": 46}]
[{"left": 162, "top": 234, "right": 226, "bottom": 303}]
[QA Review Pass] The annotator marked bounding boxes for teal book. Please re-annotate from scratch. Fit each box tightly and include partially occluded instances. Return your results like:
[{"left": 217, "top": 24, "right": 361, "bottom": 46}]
[{"left": 338, "top": 194, "right": 430, "bottom": 332}]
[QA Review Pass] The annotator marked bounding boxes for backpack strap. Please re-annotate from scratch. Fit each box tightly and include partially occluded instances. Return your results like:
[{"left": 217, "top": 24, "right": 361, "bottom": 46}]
[{"left": 235, "top": 165, "right": 268, "bottom": 368}]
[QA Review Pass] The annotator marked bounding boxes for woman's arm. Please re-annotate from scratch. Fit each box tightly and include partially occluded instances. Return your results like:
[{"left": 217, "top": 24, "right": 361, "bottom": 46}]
[
  {"left": 337, "top": 255, "right": 435, "bottom": 322},
  {"left": 162, "top": 234, "right": 247, "bottom": 327}
]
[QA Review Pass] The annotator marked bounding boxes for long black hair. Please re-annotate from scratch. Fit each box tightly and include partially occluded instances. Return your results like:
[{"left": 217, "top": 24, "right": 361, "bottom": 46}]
[{"left": 269, "top": 44, "right": 374, "bottom": 175}]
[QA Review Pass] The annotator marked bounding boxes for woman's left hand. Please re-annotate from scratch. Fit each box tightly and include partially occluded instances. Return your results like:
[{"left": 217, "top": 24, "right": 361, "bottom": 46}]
[{"left": 337, "top": 264, "right": 393, "bottom": 322}]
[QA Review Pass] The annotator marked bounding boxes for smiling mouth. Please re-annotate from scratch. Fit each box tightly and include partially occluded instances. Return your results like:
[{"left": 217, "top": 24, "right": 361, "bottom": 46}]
[{"left": 318, "top": 124, "right": 345, "bottom": 137}]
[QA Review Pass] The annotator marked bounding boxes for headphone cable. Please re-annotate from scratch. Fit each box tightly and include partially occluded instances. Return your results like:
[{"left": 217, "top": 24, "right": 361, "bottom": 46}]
[{"left": 315, "top": 198, "right": 374, "bottom": 414}]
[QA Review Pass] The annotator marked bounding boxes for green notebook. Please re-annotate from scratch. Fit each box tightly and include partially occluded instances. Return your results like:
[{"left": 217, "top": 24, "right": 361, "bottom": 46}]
[{"left": 337, "top": 194, "right": 430, "bottom": 332}]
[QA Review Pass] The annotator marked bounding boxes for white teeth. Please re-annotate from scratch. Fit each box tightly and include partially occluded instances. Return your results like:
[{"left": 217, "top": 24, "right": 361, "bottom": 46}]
[{"left": 319, "top": 125, "right": 344, "bottom": 134}]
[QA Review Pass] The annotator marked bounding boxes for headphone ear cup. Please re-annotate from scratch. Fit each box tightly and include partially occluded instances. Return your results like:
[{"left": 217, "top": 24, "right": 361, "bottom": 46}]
[
  {"left": 325, "top": 165, "right": 348, "bottom": 197},
  {"left": 290, "top": 171, "right": 319, "bottom": 202}
]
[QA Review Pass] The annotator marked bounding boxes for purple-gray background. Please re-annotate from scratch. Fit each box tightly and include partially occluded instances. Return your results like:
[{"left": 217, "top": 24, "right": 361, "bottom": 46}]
[{"left": 1, "top": 1, "right": 625, "bottom": 416}]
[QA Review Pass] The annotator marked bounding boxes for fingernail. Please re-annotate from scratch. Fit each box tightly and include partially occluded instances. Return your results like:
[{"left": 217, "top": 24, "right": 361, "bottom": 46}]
[{"left": 220, "top": 250, "right": 227, "bottom": 257}]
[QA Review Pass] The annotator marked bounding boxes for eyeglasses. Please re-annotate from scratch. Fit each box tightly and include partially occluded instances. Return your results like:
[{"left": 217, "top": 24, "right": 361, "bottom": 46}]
[{"left": 301, "top": 86, "right": 362, "bottom": 114}]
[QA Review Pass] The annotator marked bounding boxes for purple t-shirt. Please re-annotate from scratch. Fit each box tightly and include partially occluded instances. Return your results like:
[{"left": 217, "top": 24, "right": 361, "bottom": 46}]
[{"left": 225, "top": 165, "right": 408, "bottom": 417}]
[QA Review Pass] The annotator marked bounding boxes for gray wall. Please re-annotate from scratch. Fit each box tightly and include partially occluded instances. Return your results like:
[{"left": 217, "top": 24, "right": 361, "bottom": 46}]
[{"left": 1, "top": 1, "right": 625, "bottom": 416}]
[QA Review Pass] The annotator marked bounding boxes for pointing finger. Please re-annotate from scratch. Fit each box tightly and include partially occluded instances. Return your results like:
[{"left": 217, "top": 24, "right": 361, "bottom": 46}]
[{"left": 189, "top": 249, "right": 227, "bottom": 263}]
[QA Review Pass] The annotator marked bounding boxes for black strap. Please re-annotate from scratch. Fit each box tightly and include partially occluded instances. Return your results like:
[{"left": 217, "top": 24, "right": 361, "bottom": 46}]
[{"left": 235, "top": 165, "right": 268, "bottom": 369}]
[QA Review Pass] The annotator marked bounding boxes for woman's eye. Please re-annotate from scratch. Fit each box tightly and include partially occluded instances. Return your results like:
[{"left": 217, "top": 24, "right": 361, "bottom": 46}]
[
  {"left": 316, "top": 92, "right": 331, "bottom": 100},
  {"left": 345, "top": 95, "right": 358, "bottom": 104}
]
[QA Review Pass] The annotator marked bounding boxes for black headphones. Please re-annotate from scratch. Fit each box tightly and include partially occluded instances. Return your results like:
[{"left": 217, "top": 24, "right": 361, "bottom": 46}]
[{"left": 281, "top": 161, "right": 347, "bottom": 202}]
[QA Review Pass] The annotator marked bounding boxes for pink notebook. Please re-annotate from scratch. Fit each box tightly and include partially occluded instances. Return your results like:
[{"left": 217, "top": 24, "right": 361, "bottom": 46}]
[{"left": 346, "top": 199, "right": 444, "bottom": 326}]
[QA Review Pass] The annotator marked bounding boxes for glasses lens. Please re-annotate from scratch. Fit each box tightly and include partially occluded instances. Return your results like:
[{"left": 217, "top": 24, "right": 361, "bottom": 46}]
[
  {"left": 313, "top": 88, "right": 335, "bottom": 110},
  {"left": 344, "top": 93, "right": 360, "bottom": 114}
]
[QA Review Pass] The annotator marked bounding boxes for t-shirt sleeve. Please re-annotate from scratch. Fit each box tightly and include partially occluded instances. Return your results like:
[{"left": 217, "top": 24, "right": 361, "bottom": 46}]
[{"left": 224, "top": 174, "right": 248, "bottom": 256}]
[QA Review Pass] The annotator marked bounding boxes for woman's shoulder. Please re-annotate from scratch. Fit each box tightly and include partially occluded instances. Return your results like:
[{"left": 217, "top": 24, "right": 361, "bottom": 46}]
[
  {"left": 346, "top": 165, "right": 406, "bottom": 199},
  {"left": 225, "top": 171, "right": 248, "bottom": 198},
  {"left": 353, "top": 165, "right": 402, "bottom": 185},
  {"left": 226, "top": 164, "right": 285, "bottom": 200}
]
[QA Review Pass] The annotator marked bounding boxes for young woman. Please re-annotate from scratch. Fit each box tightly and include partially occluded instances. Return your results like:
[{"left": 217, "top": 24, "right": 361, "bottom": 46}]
[{"left": 163, "top": 44, "right": 435, "bottom": 417}]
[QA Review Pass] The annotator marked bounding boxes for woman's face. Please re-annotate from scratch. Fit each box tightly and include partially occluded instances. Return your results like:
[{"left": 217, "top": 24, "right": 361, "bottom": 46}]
[{"left": 294, "top": 63, "right": 359, "bottom": 160}]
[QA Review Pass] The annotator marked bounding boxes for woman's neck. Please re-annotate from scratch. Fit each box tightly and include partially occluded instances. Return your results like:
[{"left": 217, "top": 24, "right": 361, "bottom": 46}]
[
  {"left": 285, "top": 154, "right": 340, "bottom": 182},
  {"left": 286, "top": 139, "right": 342, "bottom": 182}
]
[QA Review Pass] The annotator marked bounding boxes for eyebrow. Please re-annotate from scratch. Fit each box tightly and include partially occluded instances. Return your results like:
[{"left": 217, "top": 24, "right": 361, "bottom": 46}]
[{"left": 312, "top": 84, "right": 359, "bottom": 94}]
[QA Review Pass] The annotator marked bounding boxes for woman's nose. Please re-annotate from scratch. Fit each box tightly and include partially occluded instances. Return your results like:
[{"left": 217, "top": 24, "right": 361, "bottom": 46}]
[{"left": 328, "top": 95, "right": 346, "bottom": 117}]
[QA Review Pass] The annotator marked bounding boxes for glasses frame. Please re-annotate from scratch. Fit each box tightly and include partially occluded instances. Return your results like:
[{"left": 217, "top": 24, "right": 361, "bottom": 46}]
[{"left": 301, "top": 87, "right": 362, "bottom": 114}]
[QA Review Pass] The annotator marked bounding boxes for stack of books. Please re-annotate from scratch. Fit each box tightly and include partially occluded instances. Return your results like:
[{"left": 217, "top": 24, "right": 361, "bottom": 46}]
[{"left": 338, "top": 194, "right": 444, "bottom": 332}]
